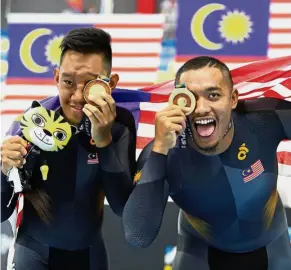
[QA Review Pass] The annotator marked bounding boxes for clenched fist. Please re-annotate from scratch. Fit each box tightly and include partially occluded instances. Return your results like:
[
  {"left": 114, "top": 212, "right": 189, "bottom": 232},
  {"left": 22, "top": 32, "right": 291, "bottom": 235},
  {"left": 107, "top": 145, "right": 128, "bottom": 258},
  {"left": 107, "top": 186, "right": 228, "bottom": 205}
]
[
  {"left": 153, "top": 105, "right": 190, "bottom": 155},
  {"left": 1, "top": 136, "right": 27, "bottom": 175}
]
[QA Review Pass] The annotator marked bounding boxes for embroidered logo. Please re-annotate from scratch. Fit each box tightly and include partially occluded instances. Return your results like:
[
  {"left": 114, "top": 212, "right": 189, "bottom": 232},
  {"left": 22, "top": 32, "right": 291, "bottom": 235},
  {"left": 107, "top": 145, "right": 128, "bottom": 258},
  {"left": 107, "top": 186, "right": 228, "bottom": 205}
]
[{"left": 237, "top": 143, "right": 249, "bottom": 160}]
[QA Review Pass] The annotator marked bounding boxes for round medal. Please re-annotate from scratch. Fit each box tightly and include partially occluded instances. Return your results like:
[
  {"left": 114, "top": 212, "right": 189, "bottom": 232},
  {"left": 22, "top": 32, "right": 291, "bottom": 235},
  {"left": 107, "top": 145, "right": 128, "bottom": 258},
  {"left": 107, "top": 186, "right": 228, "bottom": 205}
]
[
  {"left": 169, "top": 87, "right": 196, "bottom": 115},
  {"left": 83, "top": 79, "right": 111, "bottom": 105}
]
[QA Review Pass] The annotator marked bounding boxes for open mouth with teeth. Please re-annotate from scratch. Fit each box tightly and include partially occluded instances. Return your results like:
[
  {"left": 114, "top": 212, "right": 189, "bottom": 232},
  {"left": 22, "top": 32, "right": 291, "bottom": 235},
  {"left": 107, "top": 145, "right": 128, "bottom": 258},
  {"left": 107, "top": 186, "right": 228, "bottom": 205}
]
[{"left": 194, "top": 118, "right": 217, "bottom": 138}]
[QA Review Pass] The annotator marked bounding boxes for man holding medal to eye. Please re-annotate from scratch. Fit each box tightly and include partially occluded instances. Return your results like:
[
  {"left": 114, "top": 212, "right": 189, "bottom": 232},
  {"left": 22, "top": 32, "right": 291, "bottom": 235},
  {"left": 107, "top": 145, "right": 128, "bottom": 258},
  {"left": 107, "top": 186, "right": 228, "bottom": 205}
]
[
  {"left": 122, "top": 56, "right": 291, "bottom": 270},
  {"left": 1, "top": 27, "right": 136, "bottom": 270}
]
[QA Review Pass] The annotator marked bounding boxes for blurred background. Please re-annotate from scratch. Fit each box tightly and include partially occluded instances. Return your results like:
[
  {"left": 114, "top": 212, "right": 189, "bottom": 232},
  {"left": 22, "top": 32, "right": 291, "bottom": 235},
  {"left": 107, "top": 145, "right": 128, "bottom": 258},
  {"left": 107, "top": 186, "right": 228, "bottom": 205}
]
[{"left": 1, "top": 0, "right": 291, "bottom": 269}]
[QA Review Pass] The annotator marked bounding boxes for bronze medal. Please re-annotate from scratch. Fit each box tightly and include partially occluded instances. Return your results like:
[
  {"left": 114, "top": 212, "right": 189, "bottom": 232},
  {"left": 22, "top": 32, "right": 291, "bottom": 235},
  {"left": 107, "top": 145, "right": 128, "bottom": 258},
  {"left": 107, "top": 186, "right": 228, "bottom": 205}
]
[
  {"left": 169, "top": 87, "right": 196, "bottom": 115},
  {"left": 83, "top": 79, "right": 111, "bottom": 105},
  {"left": 80, "top": 76, "right": 112, "bottom": 138}
]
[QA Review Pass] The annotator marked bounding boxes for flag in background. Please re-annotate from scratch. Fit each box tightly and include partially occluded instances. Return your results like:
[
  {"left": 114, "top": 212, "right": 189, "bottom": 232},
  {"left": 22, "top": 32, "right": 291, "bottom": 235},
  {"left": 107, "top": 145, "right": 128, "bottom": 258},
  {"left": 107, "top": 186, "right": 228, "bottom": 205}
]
[
  {"left": 175, "top": 0, "right": 291, "bottom": 70},
  {"left": 2, "top": 13, "right": 165, "bottom": 131},
  {"left": 5, "top": 13, "right": 164, "bottom": 89}
]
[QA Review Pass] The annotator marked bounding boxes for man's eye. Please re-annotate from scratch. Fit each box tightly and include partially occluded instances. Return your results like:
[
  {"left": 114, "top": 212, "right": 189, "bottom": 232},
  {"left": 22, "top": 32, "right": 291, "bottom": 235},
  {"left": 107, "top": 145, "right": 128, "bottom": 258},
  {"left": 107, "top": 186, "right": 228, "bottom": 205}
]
[
  {"left": 209, "top": 93, "right": 220, "bottom": 99},
  {"left": 64, "top": 80, "right": 73, "bottom": 86}
]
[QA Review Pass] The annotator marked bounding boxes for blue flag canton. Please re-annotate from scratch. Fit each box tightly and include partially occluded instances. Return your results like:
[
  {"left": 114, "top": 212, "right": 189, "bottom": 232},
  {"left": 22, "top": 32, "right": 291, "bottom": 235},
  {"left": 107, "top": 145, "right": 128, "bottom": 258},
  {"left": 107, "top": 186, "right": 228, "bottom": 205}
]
[
  {"left": 176, "top": 0, "right": 271, "bottom": 57},
  {"left": 7, "top": 23, "right": 93, "bottom": 78}
]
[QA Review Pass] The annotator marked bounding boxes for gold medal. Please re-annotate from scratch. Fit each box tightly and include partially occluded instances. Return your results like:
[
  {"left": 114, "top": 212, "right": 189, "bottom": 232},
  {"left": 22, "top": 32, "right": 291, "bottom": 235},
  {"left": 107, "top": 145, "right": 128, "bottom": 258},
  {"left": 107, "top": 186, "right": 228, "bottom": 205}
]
[{"left": 169, "top": 86, "right": 196, "bottom": 115}]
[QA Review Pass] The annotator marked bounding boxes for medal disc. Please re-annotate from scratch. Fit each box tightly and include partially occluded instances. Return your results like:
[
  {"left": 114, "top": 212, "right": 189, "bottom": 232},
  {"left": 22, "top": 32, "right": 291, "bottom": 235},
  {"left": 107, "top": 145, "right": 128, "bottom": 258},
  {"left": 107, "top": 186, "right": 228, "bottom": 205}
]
[
  {"left": 169, "top": 88, "right": 196, "bottom": 115},
  {"left": 83, "top": 79, "right": 111, "bottom": 105}
]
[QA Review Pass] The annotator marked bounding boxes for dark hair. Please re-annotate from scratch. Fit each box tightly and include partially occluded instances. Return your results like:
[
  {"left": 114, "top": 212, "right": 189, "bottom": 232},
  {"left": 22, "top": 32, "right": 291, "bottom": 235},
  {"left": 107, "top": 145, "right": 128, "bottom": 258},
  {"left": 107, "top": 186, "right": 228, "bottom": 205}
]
[
  {"left": 175, "top": 56, "right": 233, "bottom": 88},
  {"left": 59, "top": 27, "right": 112, "bottom": 73}
]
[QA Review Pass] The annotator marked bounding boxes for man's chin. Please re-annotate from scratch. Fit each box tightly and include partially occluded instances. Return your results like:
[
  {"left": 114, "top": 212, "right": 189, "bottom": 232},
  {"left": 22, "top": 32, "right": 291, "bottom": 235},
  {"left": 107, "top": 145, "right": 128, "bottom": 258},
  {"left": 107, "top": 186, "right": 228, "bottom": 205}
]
[
  {"left": 193, "top": 137, "right": 220, "bottom": 154},
  {"left": 65, "top": 115, "right": 82, "bottom": 126},
  {"left": 68, "top": 111, "right": 84, "bottom": 125},
  {"left": 60, "top": 108, "right": 83, "bottom": 126}
]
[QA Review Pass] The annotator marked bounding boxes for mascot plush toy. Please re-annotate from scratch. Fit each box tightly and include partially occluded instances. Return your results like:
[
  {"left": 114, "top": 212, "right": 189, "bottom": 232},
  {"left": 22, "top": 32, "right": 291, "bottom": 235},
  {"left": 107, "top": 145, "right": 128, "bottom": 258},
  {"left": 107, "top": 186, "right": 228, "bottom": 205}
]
[{"left": 6, "top": 100, "right": 77, "bottom": 199}]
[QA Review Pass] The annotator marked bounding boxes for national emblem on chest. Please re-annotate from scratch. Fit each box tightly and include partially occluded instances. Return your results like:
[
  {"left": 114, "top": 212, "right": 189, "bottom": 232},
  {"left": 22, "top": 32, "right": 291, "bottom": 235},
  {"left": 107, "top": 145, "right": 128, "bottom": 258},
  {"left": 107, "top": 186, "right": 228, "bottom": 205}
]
[{"left": 87, "top": 152, "right": 99, "bottom": 165}]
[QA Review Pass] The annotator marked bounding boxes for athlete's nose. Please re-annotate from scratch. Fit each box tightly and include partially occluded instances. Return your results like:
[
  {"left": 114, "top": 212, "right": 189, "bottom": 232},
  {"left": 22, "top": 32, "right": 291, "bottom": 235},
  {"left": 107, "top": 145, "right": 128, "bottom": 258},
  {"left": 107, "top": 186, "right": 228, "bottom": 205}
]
[
  {"left": 194, "top": 98, "right": 211, "bottom": 115},
  {"left": 43, "top": 129, "right": 52, "bottom": 136},
  {"left": 72, "top": 84, "right": 86, "bottom": 104}
]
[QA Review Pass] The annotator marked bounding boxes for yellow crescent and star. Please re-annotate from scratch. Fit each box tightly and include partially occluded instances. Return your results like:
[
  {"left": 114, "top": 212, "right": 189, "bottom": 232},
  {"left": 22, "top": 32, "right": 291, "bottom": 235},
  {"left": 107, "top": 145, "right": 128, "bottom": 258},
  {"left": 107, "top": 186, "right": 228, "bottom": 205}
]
[
  {"left": 19, "top": 28, "right": 64, "bottom": 73},
  {"left": 242, "top": 168, "right": 251, "bottom": 177},
  {"left": 190, "top": 3, "right": 253, "bottom": 50}
]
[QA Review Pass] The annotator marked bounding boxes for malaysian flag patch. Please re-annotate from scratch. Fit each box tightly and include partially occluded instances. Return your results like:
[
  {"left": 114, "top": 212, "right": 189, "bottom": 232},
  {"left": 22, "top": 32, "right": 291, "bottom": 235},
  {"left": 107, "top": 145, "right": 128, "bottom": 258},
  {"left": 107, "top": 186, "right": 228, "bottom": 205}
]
[
  {"left": 87, "top": 153, "right": 99, "bottom": 164},
  {"left": 242, "top": 160, "right": 265, "bottom": 183}
]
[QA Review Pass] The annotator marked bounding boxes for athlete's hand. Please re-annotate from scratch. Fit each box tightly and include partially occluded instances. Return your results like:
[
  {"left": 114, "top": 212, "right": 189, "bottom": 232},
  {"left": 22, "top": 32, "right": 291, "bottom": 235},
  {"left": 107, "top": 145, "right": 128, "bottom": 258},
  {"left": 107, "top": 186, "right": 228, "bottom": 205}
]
[
  {"left": 82, "top": 92, "right": 116, "bottom": 148},
  {"left": 153, "top": 105, "right": 190, "bottom": 155},
  {"left": 1, "top": 136, "right": 27, "bottom": 175}
]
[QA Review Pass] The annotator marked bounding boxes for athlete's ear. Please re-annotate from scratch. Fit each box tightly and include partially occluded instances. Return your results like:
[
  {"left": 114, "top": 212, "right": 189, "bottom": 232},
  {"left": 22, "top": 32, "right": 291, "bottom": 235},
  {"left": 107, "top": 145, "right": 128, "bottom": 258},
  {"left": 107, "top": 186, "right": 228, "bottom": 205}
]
[
  {"left": 109, "top": 73, "right": 119, "bottom": 91},
  {"left": 231, "top": 88, "right": 239, "bottom": 109},
  {"left": 54, "top": 68, "right": 60, "bottom": 85}
]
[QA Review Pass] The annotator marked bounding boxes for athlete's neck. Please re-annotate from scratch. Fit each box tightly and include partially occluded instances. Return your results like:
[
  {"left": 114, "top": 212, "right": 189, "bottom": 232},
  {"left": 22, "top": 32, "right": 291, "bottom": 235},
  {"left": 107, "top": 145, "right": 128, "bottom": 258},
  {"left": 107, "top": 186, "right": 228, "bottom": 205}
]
[{"left": 215, "top": 120, "right": 235, "bottom": 154}]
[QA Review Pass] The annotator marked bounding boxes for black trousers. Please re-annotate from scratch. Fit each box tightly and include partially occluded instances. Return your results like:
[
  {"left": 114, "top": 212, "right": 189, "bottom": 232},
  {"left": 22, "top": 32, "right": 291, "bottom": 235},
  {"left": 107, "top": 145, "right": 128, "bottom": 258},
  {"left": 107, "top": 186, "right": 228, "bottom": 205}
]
[
  {"left": 11, "top": 232, "right": 108, "bottom": 270},
  {"left": 172, "top": 230, "right": 291, "bottom": 270}
]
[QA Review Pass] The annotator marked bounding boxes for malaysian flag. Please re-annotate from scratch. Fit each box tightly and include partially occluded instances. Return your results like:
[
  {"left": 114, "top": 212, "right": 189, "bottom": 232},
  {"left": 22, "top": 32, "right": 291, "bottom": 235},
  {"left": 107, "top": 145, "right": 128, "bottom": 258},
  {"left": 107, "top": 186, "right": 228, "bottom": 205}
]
[
  {"left": 174, "top": 0, "right": 291, "bottom": 70},
  {"left": 242, "top": 160, "right": 265, "bottom": 183},
  {"left": 87, "top": 153, "right": 99, "bottom": 164},
  {"left": 2, "top": 13, "right": 165, "bottom": 133}
]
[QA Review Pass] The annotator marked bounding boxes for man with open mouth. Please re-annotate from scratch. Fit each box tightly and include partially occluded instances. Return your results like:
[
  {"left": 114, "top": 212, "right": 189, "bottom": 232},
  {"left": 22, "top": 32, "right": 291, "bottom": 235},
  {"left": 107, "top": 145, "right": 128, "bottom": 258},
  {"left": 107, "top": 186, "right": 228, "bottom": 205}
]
[{"left": 123, "top": 56, "right": 291, "bottom": 270}]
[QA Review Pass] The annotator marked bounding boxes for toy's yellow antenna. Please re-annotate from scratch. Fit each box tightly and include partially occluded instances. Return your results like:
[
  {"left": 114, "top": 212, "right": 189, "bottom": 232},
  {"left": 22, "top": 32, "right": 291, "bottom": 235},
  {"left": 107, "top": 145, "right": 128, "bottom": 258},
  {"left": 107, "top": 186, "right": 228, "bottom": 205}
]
[{"left": 40, "top": 161, "right": 49, "bottom": 181}]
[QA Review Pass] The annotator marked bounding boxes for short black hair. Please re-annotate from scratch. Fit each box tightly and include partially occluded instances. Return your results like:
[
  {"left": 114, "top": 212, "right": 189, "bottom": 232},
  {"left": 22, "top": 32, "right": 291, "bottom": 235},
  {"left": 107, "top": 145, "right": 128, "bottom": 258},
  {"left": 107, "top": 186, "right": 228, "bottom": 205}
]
[
  {"left": 175, "top": 56, "right": 233, "bottom": 88},
  {"left": 59, "top": 27, "right": 112, "bottom": 73}
]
